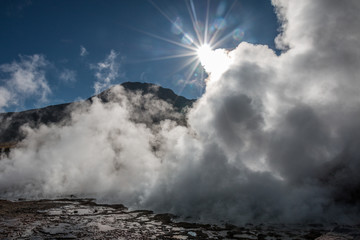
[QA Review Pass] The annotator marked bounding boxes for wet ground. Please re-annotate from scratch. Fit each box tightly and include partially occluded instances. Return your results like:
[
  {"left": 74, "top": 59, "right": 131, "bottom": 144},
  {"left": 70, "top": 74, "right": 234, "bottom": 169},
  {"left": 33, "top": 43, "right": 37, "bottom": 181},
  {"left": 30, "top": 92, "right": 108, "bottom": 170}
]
[{"left": 0, "top": 198, "right": 359, "bottom": 239}]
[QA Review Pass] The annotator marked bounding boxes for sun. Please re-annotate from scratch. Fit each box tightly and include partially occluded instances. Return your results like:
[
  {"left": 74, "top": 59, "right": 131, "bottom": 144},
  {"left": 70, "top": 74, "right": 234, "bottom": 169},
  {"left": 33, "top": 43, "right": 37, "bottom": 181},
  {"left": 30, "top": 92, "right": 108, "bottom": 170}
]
[
  {"left": 137, "top": 1, "right": 239, "bottom": 86},
  {"left": 197, "top": 44, "right": 232, "bottom": 79},
  {"left": 197, "top": 44, "right": 213, "bottom": 64}
]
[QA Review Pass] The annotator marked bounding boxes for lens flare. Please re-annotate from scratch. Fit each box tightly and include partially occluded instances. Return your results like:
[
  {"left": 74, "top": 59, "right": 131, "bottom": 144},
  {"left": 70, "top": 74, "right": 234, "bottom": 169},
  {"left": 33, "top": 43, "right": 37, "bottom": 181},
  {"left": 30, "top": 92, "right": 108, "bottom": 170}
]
[{"left": 143, "top": 0, "right": 240, "bottom": 88}]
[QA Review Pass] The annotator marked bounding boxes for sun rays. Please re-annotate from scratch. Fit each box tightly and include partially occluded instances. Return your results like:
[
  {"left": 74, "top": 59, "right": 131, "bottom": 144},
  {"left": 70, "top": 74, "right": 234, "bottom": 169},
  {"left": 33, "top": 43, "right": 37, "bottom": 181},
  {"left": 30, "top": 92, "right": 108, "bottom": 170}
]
[{"left": 132, "top": 0, "right": 242, "bottom": 92}]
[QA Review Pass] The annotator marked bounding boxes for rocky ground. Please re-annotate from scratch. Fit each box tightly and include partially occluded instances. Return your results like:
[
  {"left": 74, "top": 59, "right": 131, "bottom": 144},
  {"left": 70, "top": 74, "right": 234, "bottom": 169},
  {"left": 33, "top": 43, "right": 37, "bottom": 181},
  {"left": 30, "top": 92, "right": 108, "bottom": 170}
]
[{"left": 0, "top": 199, "right": 359, "bottom": 239}]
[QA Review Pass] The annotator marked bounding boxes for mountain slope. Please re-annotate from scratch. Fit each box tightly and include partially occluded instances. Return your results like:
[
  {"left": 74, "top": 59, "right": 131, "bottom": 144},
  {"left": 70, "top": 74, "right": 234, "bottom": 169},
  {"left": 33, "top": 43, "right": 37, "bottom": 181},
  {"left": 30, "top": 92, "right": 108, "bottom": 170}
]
[{"left": 0, "top": 82, "right": 195, "bottom": 143}]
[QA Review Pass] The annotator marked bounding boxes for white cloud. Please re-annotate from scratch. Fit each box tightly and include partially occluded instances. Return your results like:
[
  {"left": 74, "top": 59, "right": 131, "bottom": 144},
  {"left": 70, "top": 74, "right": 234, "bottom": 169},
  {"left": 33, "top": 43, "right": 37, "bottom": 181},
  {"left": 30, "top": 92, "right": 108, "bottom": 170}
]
[
  {"left": 0, "top": 54, "right": 51, "bottom": 111},
  {"left": 80, "top": 45, "right": 88, "bottom": 57},
  {"left": 0, "top": 87, "right": 11, "bottom": 110},
  {"left": 59, "top": 69, "right": 76, "bottom": 83},
  {"left": 91, "top": 50, "right": 123, "bottom": 94}
]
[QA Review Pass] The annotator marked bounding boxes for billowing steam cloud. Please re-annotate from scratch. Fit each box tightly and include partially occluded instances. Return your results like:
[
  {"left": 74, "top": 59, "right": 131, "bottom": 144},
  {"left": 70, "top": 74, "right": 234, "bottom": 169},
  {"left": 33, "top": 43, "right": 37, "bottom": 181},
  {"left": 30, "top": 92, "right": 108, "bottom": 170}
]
[{"left": 1, "top": 0, "right": 360, "bottom": 224}]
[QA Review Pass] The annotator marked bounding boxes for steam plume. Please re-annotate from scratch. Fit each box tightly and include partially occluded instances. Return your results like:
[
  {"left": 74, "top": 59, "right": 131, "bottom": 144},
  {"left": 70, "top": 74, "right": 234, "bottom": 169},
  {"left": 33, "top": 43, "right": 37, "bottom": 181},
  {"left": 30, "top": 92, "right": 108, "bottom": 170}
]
[{"left": 1, "top": 0, "right": 360, "bottom": 224}]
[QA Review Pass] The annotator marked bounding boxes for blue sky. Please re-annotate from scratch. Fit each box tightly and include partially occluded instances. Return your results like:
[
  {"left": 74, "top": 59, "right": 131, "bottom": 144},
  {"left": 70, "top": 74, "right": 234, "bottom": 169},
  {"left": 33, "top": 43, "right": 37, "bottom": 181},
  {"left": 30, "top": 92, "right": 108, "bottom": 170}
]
[{"left": 0, "top": 0, "right": 279, "bottom": 112}]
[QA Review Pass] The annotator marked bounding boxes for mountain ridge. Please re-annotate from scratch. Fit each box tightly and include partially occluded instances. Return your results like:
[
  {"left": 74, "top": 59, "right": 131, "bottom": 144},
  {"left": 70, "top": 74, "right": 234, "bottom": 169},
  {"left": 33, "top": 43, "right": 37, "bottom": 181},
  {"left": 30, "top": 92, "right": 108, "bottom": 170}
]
[{"left": 0, "top": 82, "right": 196, "bottom": 143}]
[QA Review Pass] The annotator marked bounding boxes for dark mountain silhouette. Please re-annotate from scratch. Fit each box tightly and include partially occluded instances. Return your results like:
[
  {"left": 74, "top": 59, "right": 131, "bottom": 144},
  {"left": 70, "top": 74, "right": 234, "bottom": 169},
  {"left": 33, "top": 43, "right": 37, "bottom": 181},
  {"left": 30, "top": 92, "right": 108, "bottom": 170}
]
[
  {"left": 100, "top": 82, "right": 194, "bottom": 111},
  {"left": 0, "top": 82, "right": 195, "bottom": 143}
]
